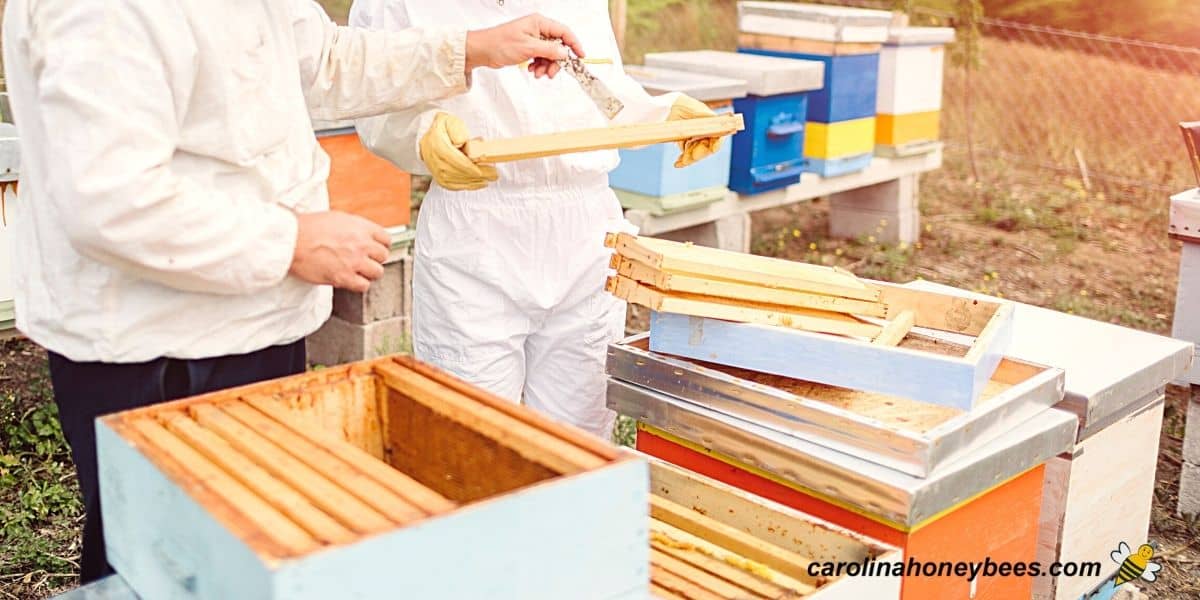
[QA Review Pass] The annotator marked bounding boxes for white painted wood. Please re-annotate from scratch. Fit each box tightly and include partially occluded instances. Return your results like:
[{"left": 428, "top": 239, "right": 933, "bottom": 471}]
[
  {"left": 1167, "top": 188, "right": 1200, "bottom": 242},
  {"left": 877, "top": 43, "right": 947, "bottom": 115},
  {"left": 1044, "top": 399, "right": 1164, "bottom": 600},
  {"left": 886, "top": 26, "right": 955, "bottom": 46},
  {"left": 1171, "top": 242, "right": 1200, "bottom": 385},
  {"left": 625, "top": 146, "right": 942, "bottom": 238},
  {"left": 0, "top": 184, "right": 15, "bottom": 312},
  {"left": 98, "top": 419, "right": 650, "bottom": 600},
  {"left": 644, "top": 50, "right": 824, "bottom": 96},
  {"left": 622, "top": 66, "right": 748, "bottom": 102},
  {"left": 737, "top": 1, "right": 892, "bottom": 43},
  {"left": 902, "top": 281, "right": 1192, "bottom": 439}
]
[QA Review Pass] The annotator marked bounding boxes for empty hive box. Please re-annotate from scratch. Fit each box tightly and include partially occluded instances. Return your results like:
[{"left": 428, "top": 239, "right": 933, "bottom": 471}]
[{"left": 97, "top": 357, "right": 648, "bottom": 600}]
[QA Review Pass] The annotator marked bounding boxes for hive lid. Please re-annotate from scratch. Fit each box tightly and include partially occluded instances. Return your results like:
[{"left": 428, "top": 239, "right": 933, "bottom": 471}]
[
  {"left": 738, "top": 1, "right": 893, "bottom": 43},
  {"left": 887, "top": 26, "right": 956, "bottom": 46},
  {"left": 623, "top": 65, "right": 749, "bottom": 102},
  {"left": 644, "top": 50, "right": 824, "bottom": 97}
]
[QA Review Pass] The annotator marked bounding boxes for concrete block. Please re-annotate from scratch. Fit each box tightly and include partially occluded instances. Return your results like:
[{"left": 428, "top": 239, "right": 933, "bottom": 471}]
[
  {"left": 829, "top": 205, "right": 919, "bottom": 243},
  {"left": 1185, "top": 394, "right": 1200, "bottom": 465},
  {"left": 1178, "top": 460, "right": 1200, "bottom": 516},
  {"left": 331, "top": 254, "right": 410, "bottom": 325},
  {"left": 827, "top": 174, "right": 918, "bottom": 213},
  {"left": 305, "top": 314, "right": 411, "bottom": 367},
  {"left": 650, "top": 212, "right": 751, "bottom": 253}
]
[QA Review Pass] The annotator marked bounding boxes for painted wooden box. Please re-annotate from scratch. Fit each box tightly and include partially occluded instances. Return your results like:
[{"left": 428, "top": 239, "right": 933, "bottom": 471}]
[
  {"left": 647, "top": 458, "right": 901, "bottom": 599},
  {"left": 876, "top": 27, "right": 955, "bottom": 157},
  {"left": 644, "top": 51, "right": 825, "bottom": 195},
  {"left": 901, "top": 281, "right": 1192, "bottom": 600},
  {"left": 616, "top": 186, "right": 730, "bottom": 217},
  {"left": 609, "top": 379, "right": 1078, "bottom": 600},
  {"left": 315, "top": 124, "right": 410, "bottom": 229},
  {"left": 645, "top": 284, "right": 1015, "bottom": 411},
  {"left": 96, "top": 356, "right": 649, "bottom": 600},
  {"left": 609, "top": 67, "right": 745, "bottom": 199},
  {"left": 611, "top": 333, "right": 1064, "bottom": 477},
  {"left": 737, "top": 2, "right": 892, "bottom": 44}
]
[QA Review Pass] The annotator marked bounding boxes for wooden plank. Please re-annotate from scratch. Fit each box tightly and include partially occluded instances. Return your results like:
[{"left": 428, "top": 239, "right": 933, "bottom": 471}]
[
  {"left": 391, "top": 356, "right": 621, "bottom": 462},
  {"left": 873, "top": 309, "right": 914, "bottom": 346},
  {"left": 650, "top": 583, "right": 687, "bottom": 600},
  {"left": 964, "top": 302, "right": 1013, "bottom": 362},
  {"left": 608, "top": 275, "right": 882, "bottom": 339},
  {"left": 650, "top": 520, "right": 816, "bottom": 595},
  {"left": 607, "top": 232, "right": 879, "bottom": 302},
  {"left": 612, "top": 254, "right": 887, "bottom": 317},
  {"left": 649, "top": 564, "right": 726, "bottom": 600},
  {"left": 126, "top": 417, "right": 320, "bottom": 557},
  {"left": 463, "top": 115, "right": 744, "bottom": 163},
  {"left": 738, "top": 32, "right": 881, "bottom": 55},
  {"left": 156, "top": 411, "right": 358, "bottom": 546},
  {"left": 374, "top": 362, "right": 606, "bottom": 474},
  {"left": 188, "top": 403, "right": 395, "bottom": 534},
  {"left": 242, "top": 394, "right": 457, "bottom": 515},
  {"left": 650, "top": 496, "right": 817, "bottom": 584},
  {"left": 652, "top": 540, "right": 791, "bottom": 599},
  {"left": 650, "top": 548, "right": 762, "bottom": 599},
  {"left": 876, "top": 284, "right": 1001, "bottom": 336},
  {"left": 220, "top": 400, "right": 429, "bottom": 525}
]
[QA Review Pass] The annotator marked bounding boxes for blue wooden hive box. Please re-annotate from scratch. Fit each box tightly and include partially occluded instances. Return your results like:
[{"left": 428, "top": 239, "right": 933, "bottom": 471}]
[
  {"left": 96, "top": 356, "right": 648, "bottom": 600},
  {"left": 644, "top": 50, "right": 825, "bottom": 195}
]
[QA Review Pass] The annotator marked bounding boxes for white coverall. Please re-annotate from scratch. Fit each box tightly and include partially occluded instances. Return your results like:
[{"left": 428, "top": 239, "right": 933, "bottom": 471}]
[
  {"left": 352, "top": 0, "right": 678, "bottom": 437},
  {"left": 3, "top": 0, "right": 472, "bottom": 362}
]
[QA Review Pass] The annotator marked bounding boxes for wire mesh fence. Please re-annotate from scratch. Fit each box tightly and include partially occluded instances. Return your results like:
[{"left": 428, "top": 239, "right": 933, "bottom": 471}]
[{"left": 757, "top": 0, "right": 1200, "bottom": 200}]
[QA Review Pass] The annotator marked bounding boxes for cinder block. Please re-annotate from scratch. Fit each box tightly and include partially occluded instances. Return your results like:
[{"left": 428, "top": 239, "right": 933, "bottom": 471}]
[
  {"left": 1178, "top": 460, "right": 1200, "bottom": 516},
  {"left": 306, "top": 314, "right": 411, "bottom": 367},
  {"left": 649, "top": 212, "right": 751, "bottom": 253},
  {"left": 829, "top": 205, "right": 919, "bottom": 243},
  {"left": 331, "top": 252, "right": 411, "bottom": 325},
  {"left": 1185, "top": 394, "right": 1200, "bottom": 465},
  {"left": 828, "top": 175, "right": 918, "bottom": 213}
]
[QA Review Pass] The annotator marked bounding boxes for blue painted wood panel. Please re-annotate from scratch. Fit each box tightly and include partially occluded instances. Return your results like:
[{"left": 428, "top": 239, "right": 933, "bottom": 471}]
[
  {"left": 610, "top": 107, "right": 734, "bottom": 197},
  {"left": 97, "top": 418, "right": 651, "bottom": 600},
  {"left": 648, "top": 311, "right": 984, "bottom": 410},
  {"left": 739, "top": 49, "right": 880, "bottom": 123},
  {"left": 729, "top": 93, "right": 811, "bottom": 195}
]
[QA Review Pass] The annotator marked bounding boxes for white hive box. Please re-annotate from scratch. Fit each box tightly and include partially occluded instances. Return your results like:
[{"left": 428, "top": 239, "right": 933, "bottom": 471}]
[
  {"left": 644, "top": 50, "right": 824, "bottom": 97},
  {"left": 737, "top": 1, "right": 893, "bottom": 43}
]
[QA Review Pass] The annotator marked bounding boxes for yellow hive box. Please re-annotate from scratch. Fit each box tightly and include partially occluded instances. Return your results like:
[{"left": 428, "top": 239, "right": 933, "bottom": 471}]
[
  {"left": 804, "top": 117, "right": 876, "bottom": 160},
  {"left": 876, "top": 111, "right": 941, "bottom": 147}
]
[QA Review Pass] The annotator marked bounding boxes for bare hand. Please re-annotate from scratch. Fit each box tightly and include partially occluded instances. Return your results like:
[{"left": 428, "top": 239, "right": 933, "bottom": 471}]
[
  {"left": 465, "top": 14, "right": 585, "bottom": 78},
  {"left": 289, "top": 212, "right": 390, "bottom": 293}
]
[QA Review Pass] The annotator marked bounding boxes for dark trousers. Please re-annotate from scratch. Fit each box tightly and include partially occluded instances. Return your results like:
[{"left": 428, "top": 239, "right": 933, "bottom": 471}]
[{"left": 48, "top": 339, "right": 306, "bottom": 583}]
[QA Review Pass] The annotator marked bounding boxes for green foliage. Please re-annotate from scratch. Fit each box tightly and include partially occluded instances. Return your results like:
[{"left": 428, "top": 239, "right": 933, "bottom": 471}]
[{"left": 0, "top": 371, "right": 83, "bottom": 588}]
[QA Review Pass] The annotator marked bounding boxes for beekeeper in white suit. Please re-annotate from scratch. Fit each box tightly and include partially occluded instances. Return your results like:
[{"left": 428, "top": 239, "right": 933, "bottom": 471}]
[
  {"left": 3, "top": 0, "right": 584, "bottom": 583},
  {"left": 352, "top": 0, "right": 722, "bottom": 437}
]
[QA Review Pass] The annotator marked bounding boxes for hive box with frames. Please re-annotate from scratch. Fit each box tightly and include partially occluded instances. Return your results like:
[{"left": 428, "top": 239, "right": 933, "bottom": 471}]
[{"left": 96, "top": 357, "right": 648, "bottom": 600}]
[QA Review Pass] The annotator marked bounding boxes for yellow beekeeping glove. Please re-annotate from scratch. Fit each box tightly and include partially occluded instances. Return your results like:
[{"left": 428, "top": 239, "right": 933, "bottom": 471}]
[
  {"left": 667, "top": 95, "right": 723, "bottom": 169},
  {"left": 419, "top": 112, "right": 499, "bottom": 191}
]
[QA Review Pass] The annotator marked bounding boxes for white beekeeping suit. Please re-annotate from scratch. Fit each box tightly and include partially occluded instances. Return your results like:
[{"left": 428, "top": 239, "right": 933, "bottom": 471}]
[
  {"left": 3, "top": 0, "right": 473, "bottom": 362},
  {"left": 352, "top": 0, "right": 680, "bottom": 437}
]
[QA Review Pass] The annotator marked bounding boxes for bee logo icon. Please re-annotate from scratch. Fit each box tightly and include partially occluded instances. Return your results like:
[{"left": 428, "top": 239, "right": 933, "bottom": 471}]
[{"left": 1111, "top": 542, "right": 1162, "bottom": 585}]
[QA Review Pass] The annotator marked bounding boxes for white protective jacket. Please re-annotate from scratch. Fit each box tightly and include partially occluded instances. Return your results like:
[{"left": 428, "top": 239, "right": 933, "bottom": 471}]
[
  {"left": 3, "top": 0, "right": 470, "bottom": 362},
  {"left": 352, "top": 0, "right": 678, "bottom": 437}
]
